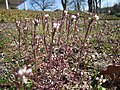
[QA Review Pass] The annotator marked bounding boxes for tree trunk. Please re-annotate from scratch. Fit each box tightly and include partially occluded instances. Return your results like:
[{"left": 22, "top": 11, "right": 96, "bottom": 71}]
[
  {"left": 88, "top": 0, "right": 92, "bottom": 12},
  {"left": 77, "top": 0, "right": 80, "bottom": 11},
  {"left": 61, "top": 0, "right": 67, "bottom": 10},
  {"left": 95, "top": 0, "right": 98, "bottom": 12}
]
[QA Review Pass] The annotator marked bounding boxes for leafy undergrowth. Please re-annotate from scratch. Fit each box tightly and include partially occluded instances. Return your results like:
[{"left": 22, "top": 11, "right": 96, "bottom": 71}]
[{"left": 0, "top": 11, "right": 120, "bottom": 90}]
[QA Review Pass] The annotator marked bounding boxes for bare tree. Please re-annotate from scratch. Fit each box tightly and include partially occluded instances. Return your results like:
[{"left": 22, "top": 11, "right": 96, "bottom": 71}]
[
  {"left": 88, "top": 0, "right": 102, "bottom": 13},
  {"left": 30, "top": 0, "right": 55, "bottom": 11},
  {"left": 94, "top": 0, "right": 98, "bottom": 11},
  {"left": 88, "top": 0, "right": 93, "bottom": 12},
  {"left": 69, "top": 0, "right": 86, "bottom": 11},
  {"left": 61, "top": 0, "right": 68, "bottom": 10}
]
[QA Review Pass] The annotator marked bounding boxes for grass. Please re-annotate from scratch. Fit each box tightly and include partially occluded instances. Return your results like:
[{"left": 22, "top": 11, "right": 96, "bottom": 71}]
[{"left": 0, "top": 9, "right": 120, "bottom": 23}]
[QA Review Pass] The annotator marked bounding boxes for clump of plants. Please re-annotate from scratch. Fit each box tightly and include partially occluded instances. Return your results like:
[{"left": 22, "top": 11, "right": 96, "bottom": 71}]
[{"left": 0, "top": 10, "right": 120, "bottom": 90}]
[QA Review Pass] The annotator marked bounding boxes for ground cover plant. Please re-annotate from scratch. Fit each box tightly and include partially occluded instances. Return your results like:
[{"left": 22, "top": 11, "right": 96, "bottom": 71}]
[{"left": 0, "top": 10, "right": 120, "bottom": 90}]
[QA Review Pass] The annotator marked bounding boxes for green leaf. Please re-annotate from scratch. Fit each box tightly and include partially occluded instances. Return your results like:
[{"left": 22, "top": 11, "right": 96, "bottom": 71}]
[
  {"left": 0, "top": 78, "right": 7, "bottom": 84},
  {"left": 2, "top": 58, "right": 12, "bottom": 63},
  {"left": 98, "top": 85, "right": 106, "bottom": 90}
]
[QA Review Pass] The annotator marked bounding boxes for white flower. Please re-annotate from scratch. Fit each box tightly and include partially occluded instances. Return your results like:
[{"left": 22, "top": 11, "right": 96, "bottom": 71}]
[
  {"left": 76, "top": 13, "right": 79, "bottom": 16},
  {"left": 102, "top": 79, "right": 106, "bottom": 83},
  {"left": 88, "top": 17, "right": 91, "bottom": 20},
  {"left": 23, "top": 75, "right": 28, "bottom": 84},
  {"left": 107, "top": 10, "right": 111, "bottom": 14},
  {"left": 71, "top": 15, "right": 76, "bottom": 21},
  {"left": 26, "top": 68, "right": 32, "bottom": 74},
  {"left": 64, "top": 10, "right": 68, "bottom": 16},
  {"left": 18, "top": 69, "right": 24, "bottom": 76},
  {"left": 18, "top": 65, "right": 27, "bottom": 76},
  {"left": 18, "top": 65, "right": 32, "bottom": 76},
  {"left": 96, "top": 77, "right": 99, "bottom": 80},
  {"left": 44, "top": 14, "right": 49, "bottom": 18},
  {"left": 81, "top": 72, "right": 84, "bottom": 75},
  {"left": 18, "top": 65, "right": 32, "bottom": 84},
  {"left": 84, "top": 52, "right": 87, "bottom": 55},
  {"left": 99, "top": 78, "right": 103, "bottom": 82},
  {"left": 71, "top": 15, "right": 76, "bottom": 19},
  {"left": 84, "top": 43, "right": 88, "bottom": 47},
  {"left": 101, "top": 75, "right": 103, "bottom": 79},
  {"left": 92, "top": 54, "right": 95, "bottom": 59},
  {"left": 23, "top": 65, "right": 27, "bottom": 73},
  {"left": 24, "top": 26, "right": 27, "bottom": 30},
  {"left": 16, "top": 21, "right": 21, "bottom": 27},
  {"left": 94, "top": 14, "right": 99, "bottom": 20},
  {"left": 53, "top": 22, "right": 60, "bottom": 30},
  {"left": 53, "top": 23, "right": 57, "bottom": 28},
  {"left": 32, "top": 18, "right": 39, "bottom": 26},
  {"left": 96, "top": 75, "right": 107, "bottom": 85}
]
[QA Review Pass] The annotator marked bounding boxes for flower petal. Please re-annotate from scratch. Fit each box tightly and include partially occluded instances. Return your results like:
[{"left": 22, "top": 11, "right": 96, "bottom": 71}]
[
  {"left": 23, "top": 76, "right": 27, "bottom": 84},
  {"left": 26, "top": 68, "right": 32, "bottom": 74}
]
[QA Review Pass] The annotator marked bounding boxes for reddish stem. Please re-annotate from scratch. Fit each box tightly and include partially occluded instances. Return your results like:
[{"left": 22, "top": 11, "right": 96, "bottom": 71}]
[{"left": 33, "top": 26, "right": 37, "bottom": 72}]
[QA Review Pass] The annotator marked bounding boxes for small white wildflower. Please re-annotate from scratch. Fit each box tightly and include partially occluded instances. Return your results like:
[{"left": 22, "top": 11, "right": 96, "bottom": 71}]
[
  {"left": 94, "top": 14, "right": 99, "bottom": 20},
  {"left": 107, "top": 10, "right": 111, "bottom": 14},
  {"left": 23, "top": 65, "right": 27, "bottom": 73},
  {"left": 81, "top": 72, "right": 84, "bottom": 75},
  {"left": 26, "top": 68, "right": 32, "bottom": 74},
  {"left": 51, "top": 81, "right": 54, "bottom": 85},
  {"left": 24, "top": 26, "right": 27, "bottom": 30},
  {"left": 16, "top": 21, "right": 21, "bottom": 27},
  {"left": 18, "top": 65, "right": 32, "bottom": 75},
  {"left": 96, "top": 77, "right": 99, "bottom": 80},
  {"left": 18, "top": 65, "right": 27, "bottom": 76},
  {"left": 102, "top": 79, "right": 106, "bottom": 83},
  {"left": 71, "top": 15, "right": 76, "bottom": 21},
  {"left": 84, "top": 43, "right": 88, "bottom": 47},
  {"left": 23, "top": 75, "right": 28, "bottom": 84},
  {"left": 89, "top": 76, "right": 92, "bottom": 80},
  {"left": 84, "top": 52, "right": 87, "bottom": 55},
  {"left": 18, "top": 69, "right": 24, "bottom": 76},
  {"left": 32, "top": 18, "right": 39, "bottom": 26},
  {"left": 88, "top": 17, "right": 91, "bottom": 20},
  {"left": 76, "top": 13, "right": 79, "bottom": 16},
  {"left": 100, "top": 82, "right": 102, "bottom": 85},
  {"left": 36, "top": 35, "right": 40, "bottom": 39},
  {"left": 101, "top": 75, "right": 103, "bottom": 79},
  {"left": 92, "top": 54, "right": 95, "bottom": 59},
  {"left": 71, "top": 15, "right": 76, "bottom": 19},
  {"left": 99, "top": 78, "right": 103, "bottom": 82},
  {"left": 53, "top": 22, "right": 60, "bottom": 30},
  {"left": 44, "top": 14, "right": 49, "bottom": 18},
  {"left": 53, "top": 23, "right": 57, "bottom": 28},
  {"left": 64, "top": 10, "right": 68, "bottom": 16}
]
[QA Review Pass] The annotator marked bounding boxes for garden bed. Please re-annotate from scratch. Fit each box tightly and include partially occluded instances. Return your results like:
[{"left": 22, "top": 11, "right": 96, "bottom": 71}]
[{"left": 0, "top": 10, "right": 120, "bottom": 90}]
